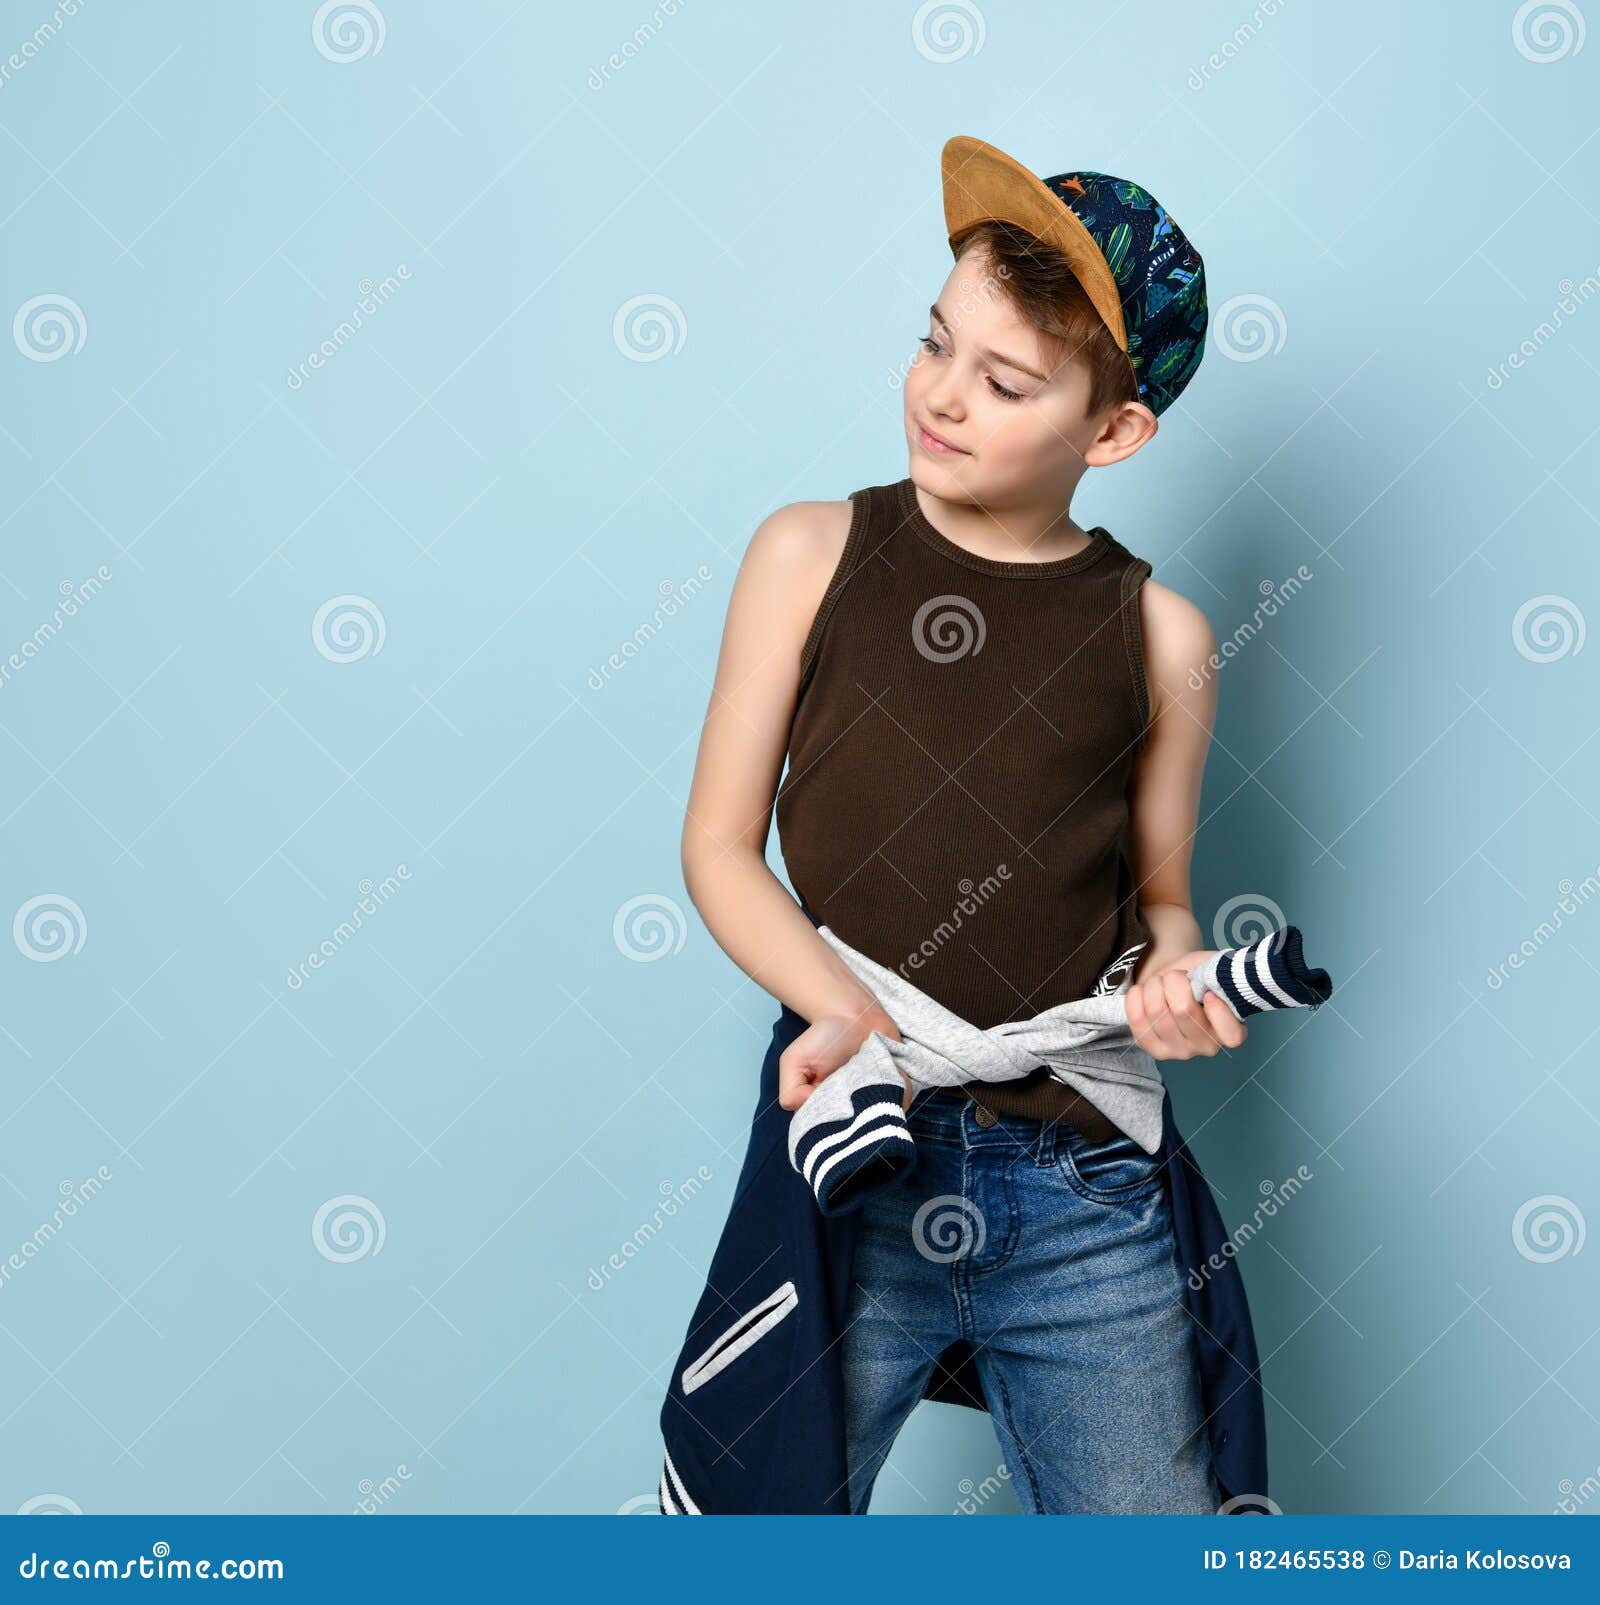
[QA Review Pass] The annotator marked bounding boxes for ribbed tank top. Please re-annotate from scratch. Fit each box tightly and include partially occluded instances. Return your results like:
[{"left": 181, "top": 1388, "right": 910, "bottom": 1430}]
[{"left": 775, "top": 476, "right": 1156, "bottom": 1126}]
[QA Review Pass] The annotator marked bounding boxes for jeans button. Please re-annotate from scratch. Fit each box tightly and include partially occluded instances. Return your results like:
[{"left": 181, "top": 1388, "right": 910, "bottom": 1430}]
[{"left": 973, "top": 1104, "right": 998, "bottom": 1128}]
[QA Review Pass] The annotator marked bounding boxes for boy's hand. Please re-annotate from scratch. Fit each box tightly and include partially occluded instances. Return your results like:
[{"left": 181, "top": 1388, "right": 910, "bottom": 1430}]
[
  {"left": 1124, "top": 951, "right": 1248, "bottom": 1061},
  {"left": 778, "top": 1009, "right": 911, "bottom": 1112}
]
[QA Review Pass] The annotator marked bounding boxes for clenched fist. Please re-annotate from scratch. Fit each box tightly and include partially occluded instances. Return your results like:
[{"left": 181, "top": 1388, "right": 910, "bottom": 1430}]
[{"left": 777, "top": 1009, "right": 911, "bottom": 1112}]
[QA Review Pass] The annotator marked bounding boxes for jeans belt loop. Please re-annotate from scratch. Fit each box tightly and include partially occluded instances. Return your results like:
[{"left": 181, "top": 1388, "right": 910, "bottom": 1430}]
[{"left": 1034, "top": 1107, "right": 1059, "bottom": 1168}]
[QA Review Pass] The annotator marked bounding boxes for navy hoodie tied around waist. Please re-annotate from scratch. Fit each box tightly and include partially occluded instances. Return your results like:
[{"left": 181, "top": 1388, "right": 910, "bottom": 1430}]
[{"left": 656, "top": 904, "right": 1268, "bottom": 1515}]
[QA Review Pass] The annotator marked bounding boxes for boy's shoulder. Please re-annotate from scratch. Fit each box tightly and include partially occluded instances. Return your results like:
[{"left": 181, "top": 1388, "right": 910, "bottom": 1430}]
[
  {"left": 741, "top": 496, "right": 854, "bottom": 580},
  {"left": 1138, "top": 576, "right": 1217, "bottom": 689}
]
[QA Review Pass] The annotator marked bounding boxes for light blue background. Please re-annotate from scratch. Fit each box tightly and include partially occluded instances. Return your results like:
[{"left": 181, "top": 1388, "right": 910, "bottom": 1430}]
[{"left": 1, "top": 0, "right": 1596, "bottom": 1517}]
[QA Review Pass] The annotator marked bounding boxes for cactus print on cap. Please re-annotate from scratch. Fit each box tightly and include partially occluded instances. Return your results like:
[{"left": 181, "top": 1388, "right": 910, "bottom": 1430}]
[{"left": 1044, "top": 170, "right": 1208, "bottom": 416}]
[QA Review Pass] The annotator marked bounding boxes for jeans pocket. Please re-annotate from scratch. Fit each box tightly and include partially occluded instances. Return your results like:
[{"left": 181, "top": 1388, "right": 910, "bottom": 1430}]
[{"left": 1056, "top": 1126, "right": 1164, "bottom": 1205}]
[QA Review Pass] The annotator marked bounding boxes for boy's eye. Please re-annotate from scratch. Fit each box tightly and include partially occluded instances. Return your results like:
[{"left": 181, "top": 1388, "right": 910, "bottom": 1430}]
[{"left": 916, "top": 334, "right": 1024, "bottom": 402}]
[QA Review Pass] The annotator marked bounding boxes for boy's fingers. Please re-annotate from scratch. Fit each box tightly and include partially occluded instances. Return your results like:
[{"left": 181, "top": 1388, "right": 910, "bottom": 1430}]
[
  {"left": 1124, "top": 980, "right": 1146, "bottom": 1033},
  {"left": 1127, "top": 977, "right": 1162, "bottom": 1053},
  {"left": 776, "top": 1056, "right": 814, "bottom": 1110},
  {"left": 1160, "top": 970, "right": 1218, "bottom": 1055},
  {"left": 1138, "top": 979, "right": 1188, "bottom": 1058},
  {"left": 1202, "top": 991, "right": 1248, "bottom": 1049}
]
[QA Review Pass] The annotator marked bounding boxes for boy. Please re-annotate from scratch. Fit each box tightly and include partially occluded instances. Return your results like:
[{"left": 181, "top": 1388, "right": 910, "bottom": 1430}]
[{"left": 669, "top": 136, "right": 1244, "bottom": 1515}]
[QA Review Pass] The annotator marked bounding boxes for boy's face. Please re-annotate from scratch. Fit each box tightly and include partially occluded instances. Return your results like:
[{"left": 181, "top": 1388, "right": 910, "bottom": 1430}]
[{"left": 902, "top": 252, "right": 1147, "bottom": 502}]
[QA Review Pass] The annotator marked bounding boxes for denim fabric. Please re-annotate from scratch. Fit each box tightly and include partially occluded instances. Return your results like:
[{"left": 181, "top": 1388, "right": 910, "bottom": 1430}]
[{"left": 842, "top": 1087, "right": 1220, "bottom": 1515}]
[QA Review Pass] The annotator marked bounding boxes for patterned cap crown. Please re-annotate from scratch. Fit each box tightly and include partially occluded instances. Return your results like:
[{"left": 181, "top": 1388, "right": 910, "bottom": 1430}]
[{"left": 1042, "top": 170, "right": 1208, "bottom": 416}]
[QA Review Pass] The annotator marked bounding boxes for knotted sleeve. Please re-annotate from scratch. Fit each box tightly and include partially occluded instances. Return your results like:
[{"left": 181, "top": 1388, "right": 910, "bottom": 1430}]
[{"left": 788, "top": 924, "right": 1333, "bottom": 1215}]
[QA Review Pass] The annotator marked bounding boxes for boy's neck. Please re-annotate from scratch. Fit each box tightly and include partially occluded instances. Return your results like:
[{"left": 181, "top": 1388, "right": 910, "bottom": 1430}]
[{"left": 910, "top": 477, "right": 1095, "bottom": 565}]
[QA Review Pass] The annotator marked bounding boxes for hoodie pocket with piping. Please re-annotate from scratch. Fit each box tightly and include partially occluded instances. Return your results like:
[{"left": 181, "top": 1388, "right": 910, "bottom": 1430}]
[{"left": 680, "top": 1281, "right": 799, "bottom": 1396}]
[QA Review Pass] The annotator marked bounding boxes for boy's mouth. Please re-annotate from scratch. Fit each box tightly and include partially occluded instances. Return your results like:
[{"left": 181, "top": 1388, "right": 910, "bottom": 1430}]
[{"left": 916, "top": 421, "right": 969, "bottom": 457}]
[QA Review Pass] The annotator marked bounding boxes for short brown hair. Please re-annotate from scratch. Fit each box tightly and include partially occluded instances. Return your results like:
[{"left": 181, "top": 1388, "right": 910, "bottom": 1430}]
[{"left": 950, "top": 219, "right": 1138, "bottom": 418}]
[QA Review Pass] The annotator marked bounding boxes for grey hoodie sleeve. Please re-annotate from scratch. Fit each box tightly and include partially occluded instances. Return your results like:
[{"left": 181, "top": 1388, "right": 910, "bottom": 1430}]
[{"left": 788, "top": 924, "right": 1332, "bottom": 1216}]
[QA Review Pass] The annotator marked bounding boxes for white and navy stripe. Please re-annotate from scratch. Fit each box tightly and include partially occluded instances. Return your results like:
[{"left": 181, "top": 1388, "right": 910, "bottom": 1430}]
[
  {"left": 1202, "top": 926, "right": 1331, "bottom": 1020},
  {"left": 786, "top": 921, "right": 1332, "bottom": 1214},
  {"left": 791, "top": 1082, "right": 914, "bottom": 1217},
  {"left": 659, "top": 1444, "right": 700, "bottom": 1514}
]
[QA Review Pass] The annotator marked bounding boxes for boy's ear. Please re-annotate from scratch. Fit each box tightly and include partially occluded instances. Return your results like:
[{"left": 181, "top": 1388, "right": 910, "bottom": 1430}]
[{"left": 1084, "top": 399, "right": 1159, "bottom": 468}]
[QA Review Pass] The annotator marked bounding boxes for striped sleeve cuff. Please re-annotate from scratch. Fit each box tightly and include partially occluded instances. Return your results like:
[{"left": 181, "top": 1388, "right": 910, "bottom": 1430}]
[
  {"left": 787, "top": 1039, "right": 916, "bottom": 1216},
  {"left": 1192, "top": 926, "right": 1332, "bottom": 1020}
]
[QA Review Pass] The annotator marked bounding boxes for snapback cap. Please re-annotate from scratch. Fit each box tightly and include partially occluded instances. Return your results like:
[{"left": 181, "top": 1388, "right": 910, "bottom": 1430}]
[{"left": 941, "top": 135, "right": 1208, "bottom": 416}]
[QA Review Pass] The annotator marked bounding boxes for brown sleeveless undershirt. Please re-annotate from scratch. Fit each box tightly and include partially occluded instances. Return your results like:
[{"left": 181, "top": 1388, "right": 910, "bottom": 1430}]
[{"left": 775, "top": 476, "right": 1155, "bottom": 1131}]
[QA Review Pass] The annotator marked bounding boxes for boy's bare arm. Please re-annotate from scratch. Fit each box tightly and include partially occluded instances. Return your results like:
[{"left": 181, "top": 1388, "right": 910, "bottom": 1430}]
[
  {"left": 680, "top": 500, "right": 898, "bottom": 1048},
  {"left": 1123, "top": 580, "right": 1247, "bottom": 1060}
]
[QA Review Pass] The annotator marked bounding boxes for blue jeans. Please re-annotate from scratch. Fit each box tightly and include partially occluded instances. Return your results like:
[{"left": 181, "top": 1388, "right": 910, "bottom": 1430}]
[{"left": 841, "top": 1088, "right": 1220, "bottom": 1514}]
